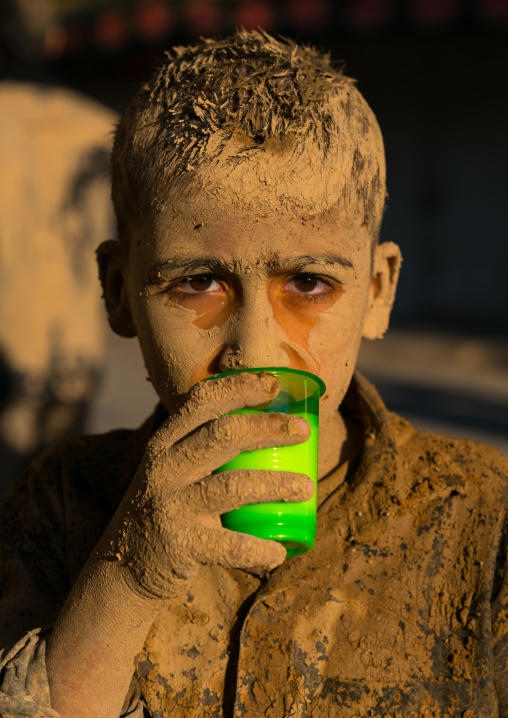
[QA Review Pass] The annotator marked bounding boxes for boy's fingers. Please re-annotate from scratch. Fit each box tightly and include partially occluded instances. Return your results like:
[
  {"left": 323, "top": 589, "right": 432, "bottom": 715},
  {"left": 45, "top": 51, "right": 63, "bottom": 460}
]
[
  {"left": 165, "top": 412, "right": 310, "bottom": 485},
  {"left": 185, "top": 470, "right": 314, "bottom": 515},
  {"left": 185, "top": 524, "right": 287, "bottom": 572},
  {"left": 149, "top": 371, "right": 280, "bottom": 449}
]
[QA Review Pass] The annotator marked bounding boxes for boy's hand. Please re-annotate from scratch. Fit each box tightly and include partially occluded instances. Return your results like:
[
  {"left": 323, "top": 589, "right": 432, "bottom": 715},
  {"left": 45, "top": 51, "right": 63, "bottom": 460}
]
[{"left": 105, "top": 371, "right": 313, "bottom": 601}]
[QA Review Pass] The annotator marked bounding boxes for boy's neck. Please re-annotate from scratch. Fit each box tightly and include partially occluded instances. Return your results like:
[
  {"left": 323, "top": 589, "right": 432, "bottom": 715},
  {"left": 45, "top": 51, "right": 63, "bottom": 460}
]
[{"left": 318, "top": 410, "right": 364, "bottom": 481}]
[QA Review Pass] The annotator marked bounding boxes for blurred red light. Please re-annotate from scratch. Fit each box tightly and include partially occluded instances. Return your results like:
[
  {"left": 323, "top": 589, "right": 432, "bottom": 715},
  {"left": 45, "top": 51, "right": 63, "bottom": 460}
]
[
  {"left": 183, "top": 0, "right": 223, "bottom": 34},
  {"left": 63, "top": 24, "right": 87, "bottom": 55},
  {"left": 43, "top": 24, "right": 68, "bottom": 60},
  {"left": 94, "top": 10, "right": 128, "bottom": 51},
  {"left": 233, "top": 1, "right": 276, "bottom": 31},
  {"left": 346, "top": 0, "right": 395, "bottom": 32},
  {"left": 411, "top": 0, "right": 459, "bottom": 26},
  {"left": 288, "top": 0, "right": 333, "bottom": 30},
  {"left": 478, "top": 0, "right": 508, "bottom": 21},
  {"left": 135, "top": 1, "right": 173, "bottom": 39}
]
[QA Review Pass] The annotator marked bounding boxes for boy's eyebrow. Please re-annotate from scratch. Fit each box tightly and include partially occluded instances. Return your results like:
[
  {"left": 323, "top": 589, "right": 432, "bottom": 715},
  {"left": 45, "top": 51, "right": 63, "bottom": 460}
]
[
  {"left": 150, "top": 253, "right": 356, "bottom": 277},
  {"left": 267, "top": 254, "right": 356, "bottom": 271}
]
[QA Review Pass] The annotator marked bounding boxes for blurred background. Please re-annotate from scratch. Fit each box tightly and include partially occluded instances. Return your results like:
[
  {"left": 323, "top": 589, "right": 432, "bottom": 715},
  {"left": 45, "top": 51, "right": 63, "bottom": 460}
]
[{"left": 0, "top": 0, "right": 506, "bottom": 496}]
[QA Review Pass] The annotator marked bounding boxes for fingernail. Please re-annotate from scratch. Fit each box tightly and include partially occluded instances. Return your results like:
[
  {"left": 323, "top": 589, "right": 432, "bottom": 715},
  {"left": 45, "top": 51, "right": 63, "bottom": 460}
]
[
  {"left": 269, "top": 543, "right": 287, "bottom": 567},
  {"left": 287, "top": 417, "right": 309, "bottom": 435},
  {"left": 305, "top": 479, "right": 315, "bottom": 495},
  {"left": 258, "top": 372, "right": 278, "bottom": 393}
]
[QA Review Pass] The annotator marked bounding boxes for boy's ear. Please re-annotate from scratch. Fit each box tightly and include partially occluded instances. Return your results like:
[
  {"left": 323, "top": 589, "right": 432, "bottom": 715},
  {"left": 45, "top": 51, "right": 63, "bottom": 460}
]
[
  {"left": 96, "top": 240, "right": 137, "bottom": 338},
  {"left": 362, "top": 241, "right": 402, "bottom": 341}
]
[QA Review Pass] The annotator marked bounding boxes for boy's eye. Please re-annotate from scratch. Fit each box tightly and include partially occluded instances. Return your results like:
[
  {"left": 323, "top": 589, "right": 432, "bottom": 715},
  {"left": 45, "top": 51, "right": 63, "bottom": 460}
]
[
  {"left": 170, "top": 272, "right": 336, "bottom": 303},
  {"left": 177, "top": 275, "right": 223, "bottom": 293},
  {"left": 284, "top": 274, "right": 334, "bottom": 298},
  {"left": 288, "top": 275, "right": 322, "bottom": 293}
]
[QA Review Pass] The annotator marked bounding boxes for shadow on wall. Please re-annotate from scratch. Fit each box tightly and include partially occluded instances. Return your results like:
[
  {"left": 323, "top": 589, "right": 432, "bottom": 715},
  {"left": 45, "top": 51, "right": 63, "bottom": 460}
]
[{"left": 0, "top": 347, "right": 100, "bottom": 497}]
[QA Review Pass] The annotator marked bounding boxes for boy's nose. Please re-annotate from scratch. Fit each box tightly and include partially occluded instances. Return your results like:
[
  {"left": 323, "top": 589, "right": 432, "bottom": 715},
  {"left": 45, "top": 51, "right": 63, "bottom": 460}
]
[{"left": 217, "top": 296, "right": 289, "bottom": 372}]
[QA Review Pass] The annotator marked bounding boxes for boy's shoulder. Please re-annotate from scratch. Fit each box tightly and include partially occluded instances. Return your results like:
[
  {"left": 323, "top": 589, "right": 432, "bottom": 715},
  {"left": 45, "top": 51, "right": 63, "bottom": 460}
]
[
  {"left": 3, "top": 405, "right": 162, "bottom": 512},
  {"left": 389, "top": 405, "right": 508, "bottom": 502},
  {"left": 355, "top": 372, "right": 508, "bottom": 505}
]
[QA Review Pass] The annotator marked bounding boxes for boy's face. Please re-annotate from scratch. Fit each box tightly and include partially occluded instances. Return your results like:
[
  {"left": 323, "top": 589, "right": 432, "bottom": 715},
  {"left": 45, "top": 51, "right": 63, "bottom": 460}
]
[{"left": 103, "top": 193, "right": 399, "bottom": 424}]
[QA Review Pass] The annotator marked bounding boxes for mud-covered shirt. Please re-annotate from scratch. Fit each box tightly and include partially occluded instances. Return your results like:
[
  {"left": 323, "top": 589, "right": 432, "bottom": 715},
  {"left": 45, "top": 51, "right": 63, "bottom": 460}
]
[{"left": 1, "top": 373, "right": 508, "bottom": 717}]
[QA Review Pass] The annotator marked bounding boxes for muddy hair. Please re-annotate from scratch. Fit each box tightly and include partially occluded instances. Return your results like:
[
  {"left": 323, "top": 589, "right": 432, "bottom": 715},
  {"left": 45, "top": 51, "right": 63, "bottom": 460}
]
[{"left": 111, "top": 28, "right": 386, "bottom": 248}]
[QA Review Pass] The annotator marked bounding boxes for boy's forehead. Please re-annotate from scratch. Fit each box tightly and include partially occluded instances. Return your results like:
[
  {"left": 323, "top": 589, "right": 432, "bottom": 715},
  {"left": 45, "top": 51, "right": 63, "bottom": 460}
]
[
  {"left": 144, "top": 136, "right": 378, "bottom": 236},
  {"left": 146, "top": 193, "right": 371, "bottom": 265}
]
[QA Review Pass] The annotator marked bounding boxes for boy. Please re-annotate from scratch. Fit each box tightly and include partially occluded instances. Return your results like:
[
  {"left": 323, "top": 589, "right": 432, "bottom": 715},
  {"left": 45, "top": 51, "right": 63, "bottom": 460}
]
[{"left": 1, "top": 29, "right": 507, "bottom": 718}]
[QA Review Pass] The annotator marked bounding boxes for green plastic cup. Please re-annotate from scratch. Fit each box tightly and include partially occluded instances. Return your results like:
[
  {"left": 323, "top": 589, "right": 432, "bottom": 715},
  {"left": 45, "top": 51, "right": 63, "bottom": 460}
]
[{"left": 204, "top": 367, "right": 326, "bottom": 558}]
